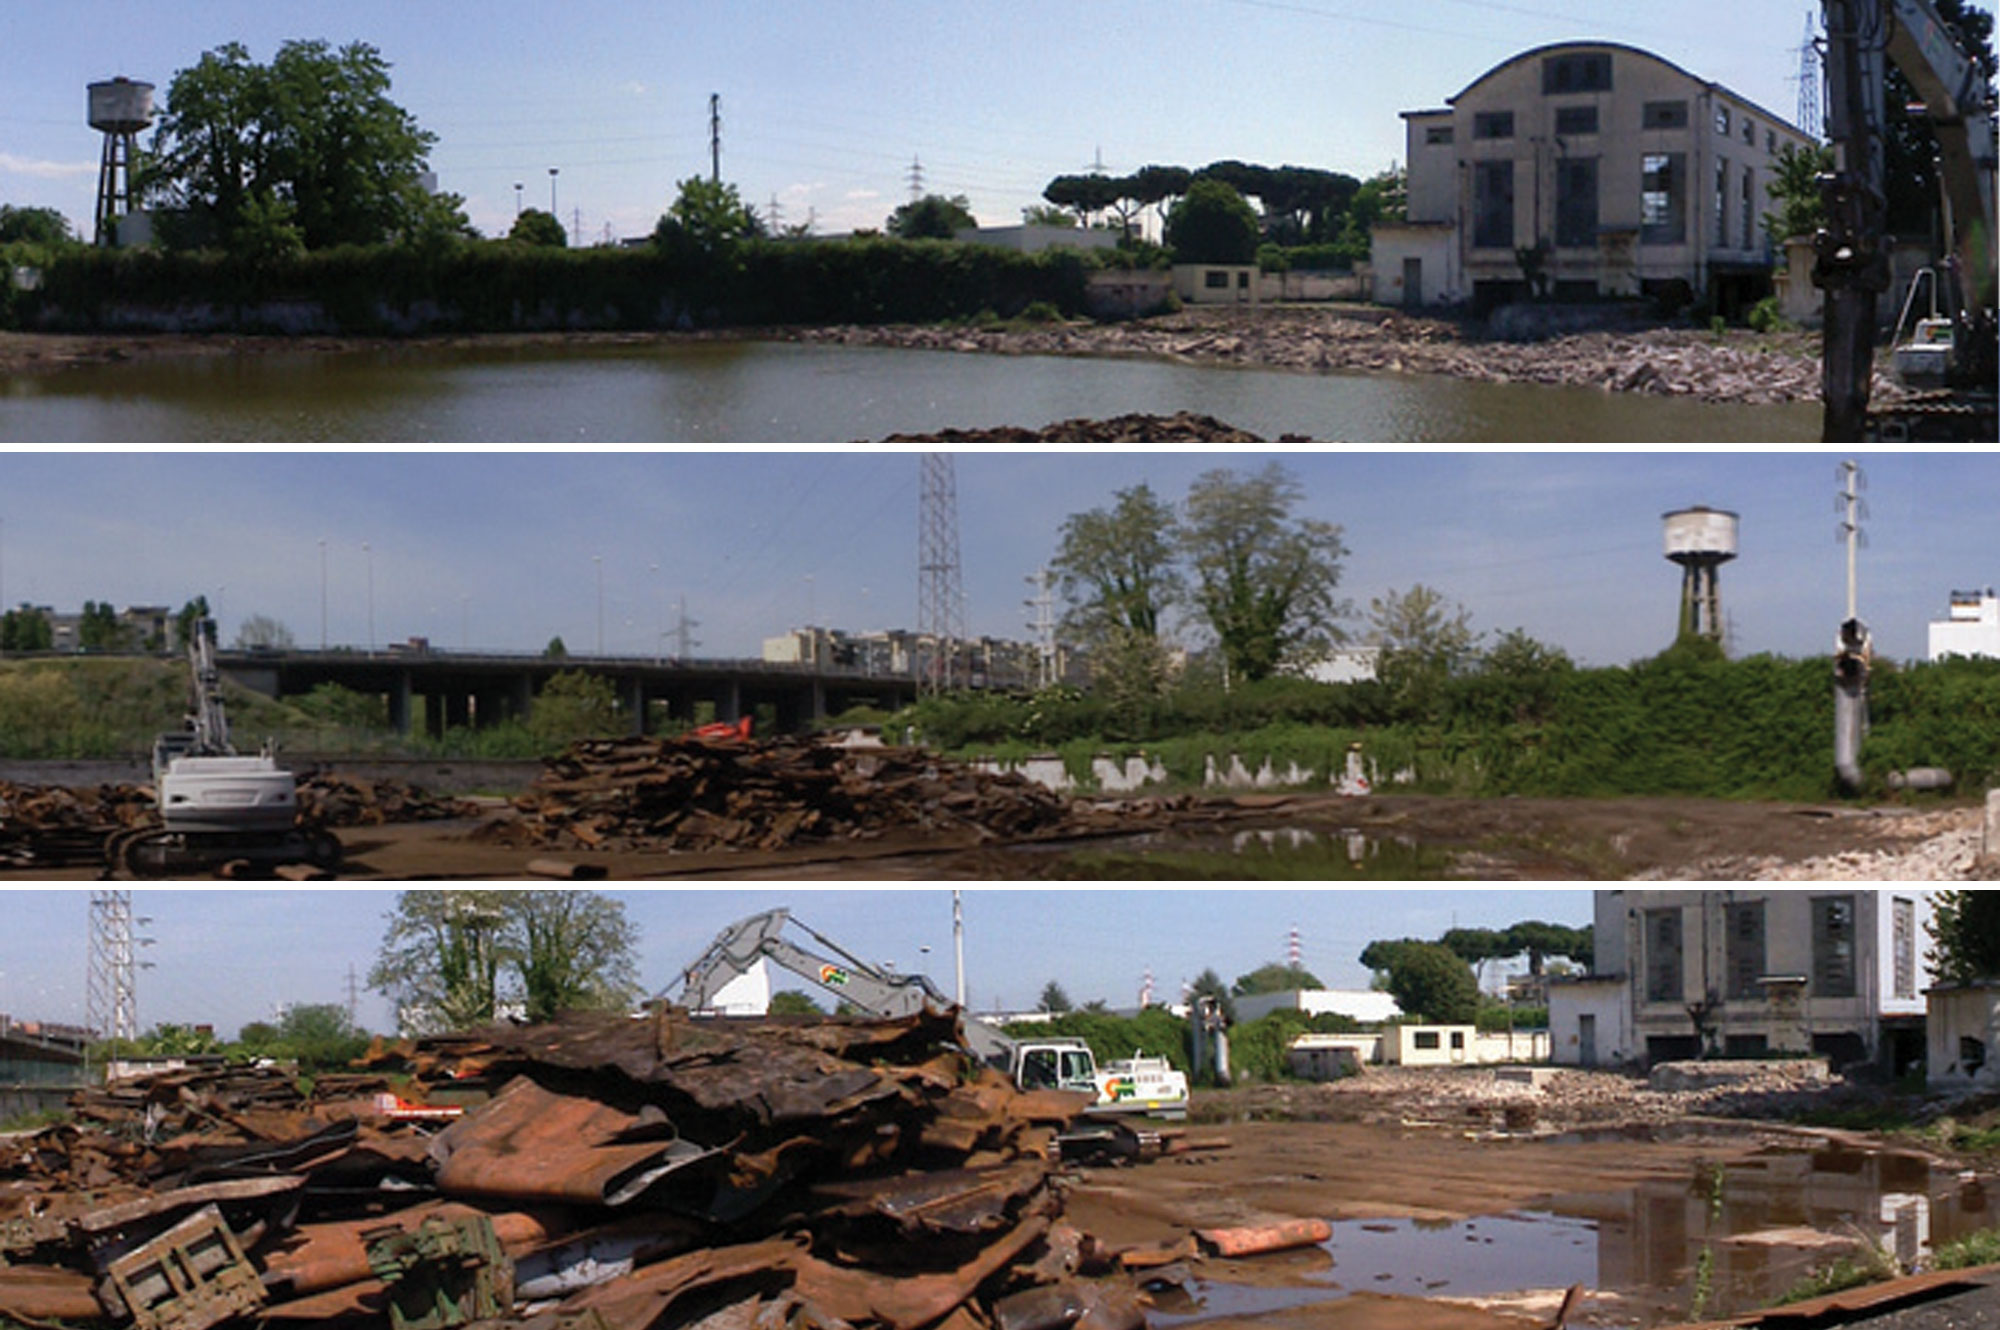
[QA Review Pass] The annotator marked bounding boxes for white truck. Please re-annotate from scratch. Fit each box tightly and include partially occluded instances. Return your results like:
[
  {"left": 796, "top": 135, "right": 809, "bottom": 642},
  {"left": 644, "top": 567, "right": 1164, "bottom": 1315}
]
[{"left": 669, "top": 908, "right": 1190, "bottom": 1120}]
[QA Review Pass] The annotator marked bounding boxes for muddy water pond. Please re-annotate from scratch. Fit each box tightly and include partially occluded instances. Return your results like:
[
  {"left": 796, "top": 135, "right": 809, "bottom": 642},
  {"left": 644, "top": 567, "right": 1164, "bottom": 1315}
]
[
  {"left": 1168, "top": 1143, "right": 1994, "bottom": 1329},
  {"left": 0, "top": 339, "right": 1817, "bottom": 441}
]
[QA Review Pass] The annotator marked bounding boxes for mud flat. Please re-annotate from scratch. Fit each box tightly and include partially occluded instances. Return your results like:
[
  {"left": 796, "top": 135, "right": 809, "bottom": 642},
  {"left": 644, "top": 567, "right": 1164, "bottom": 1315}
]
[{"left": 787, "top": 306, "right": 1920, "bottom": 408}]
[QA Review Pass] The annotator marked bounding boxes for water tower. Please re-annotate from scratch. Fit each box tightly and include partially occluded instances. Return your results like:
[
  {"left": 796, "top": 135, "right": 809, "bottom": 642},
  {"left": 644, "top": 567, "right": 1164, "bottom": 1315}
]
[
  {"left": 89, "top": 77, "right": 154, "bottom": 246},
  {"left": 1663, "top": 505, "right": 1738, "bottom": 642}
]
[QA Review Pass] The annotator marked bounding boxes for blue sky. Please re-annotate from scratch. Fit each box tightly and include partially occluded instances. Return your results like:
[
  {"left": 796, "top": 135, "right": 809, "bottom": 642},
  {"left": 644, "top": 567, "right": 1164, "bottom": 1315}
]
[
  {"left": 0, "top": 450, "right": 1992, "bottom": 667},
  {"left": 0, "top": 886, "right": 1594, "bottom": 1036},
  {"left": 7, "top": 1, "right": 1972, "bottom": 242}
]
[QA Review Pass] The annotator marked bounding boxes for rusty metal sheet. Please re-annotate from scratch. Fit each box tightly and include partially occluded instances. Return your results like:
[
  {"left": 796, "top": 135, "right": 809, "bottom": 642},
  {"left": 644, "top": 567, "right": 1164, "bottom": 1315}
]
[
  {"left": 994, "top": 1279, "right": 1146, "bottom": 1330},
  {"left": 79, "top": 1174, "right": 303, "bottom": 1252},
  {"left": 559, "top": 1235, "right": 807, "bottom": 1329},
  {"left": 788, "top": 1211, "right": 1053, "bottom": 1330},
  {"left": 432, "top": 1077, "right": 721, "bottom": 1208},
  {"left": 0, "top": 1261, "right": 105, "bottom": 1321},
  {"left": 811, "top": 1160, "right": 1049, "bottom": 1237},
  {"left": 100, "top": 1203, "right": 266, "bottom": 1330},
  {"left": 260, "top": 1204, "right": 565, "bottom": 1299}
]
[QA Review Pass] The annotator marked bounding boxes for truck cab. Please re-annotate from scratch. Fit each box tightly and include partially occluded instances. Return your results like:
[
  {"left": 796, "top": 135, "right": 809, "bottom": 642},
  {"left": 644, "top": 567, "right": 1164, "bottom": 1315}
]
[{"left": 1011, "top": 1038, "right": 1100, "bottom": 1094}]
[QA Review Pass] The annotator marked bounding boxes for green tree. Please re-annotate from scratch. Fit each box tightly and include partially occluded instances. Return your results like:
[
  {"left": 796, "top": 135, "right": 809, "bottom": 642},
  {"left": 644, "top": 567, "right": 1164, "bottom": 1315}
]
[
  {"left": 508, "top": 207, "right": 568, "bottom": 247},
  {"left": 1165, "top": 177, "right": 1261, "bottom": 264},
  {"left": 1020, "top": 204, "right": 1076, "bottom": 228},
  {"left": 1180, "top": 463, "right": 1349, "bottom": 684},
  {"left": 652, "top": 176, "right": 762, "bottom": 256},
  {"left": 1503, "top": 921, "right": 1592, "bottom": 977},
  {"left": 1359, "top": 938, "right": 1425, "bottom": 978},
  {"left": 368, "top": 890, "right": 508, "bottom": 1034},
  {"left": 1438, "top": 927, "right": 1513, "bottom": 988},
  {"left": 0, "top": 607, "right": 54, "bottom": 652},
  {"left": 1188, "top": 967, "right": 1236, "bottom": 1024},
  {"left": 0, "top": 205, "right": 74, "bottom": 246},
  {"left": 543, "top": 636, "right": 568, "bottom": 659},
  {"left": 1053, "top": 483, "right": 1183, "bottom": 643},
  {"left": 768, "top": 989, "right": 825, "bottom": 1015},
  {"left": 1930, "top": 890, "right": 2000, "bottom": 983},
  {"left": 1039, "top": 980, "right": 1074, "bottom": 1014},
  {"left": 1369, "top": 584, "right": 1481, "bottom": 710},
  {"left": 1231, "top": 962, "right": 1325, "bottom": 996},
  {"left": 272, "top": 1002, "right": 371, "bottom": 1069},
  {"left": 887, "top": 193, "right": 976, "bottom": 239},
  {"left": 1761, "top": 142, "right": 1833, "bottom": 246},
  {"left": 294, "top": 682, "right": 388, "bottom": 729},
  {"left": 77, "top": 601, "right": 127, "bottom": 652},
  {"left": 234, "top": 614, "right": 295, "bottom": 649},
  {"left": 507, "top": 890, "right": 639, "bottom": 1022},
  {"left": 148, "top": 39, "right": 460, "bottom": 251},
  {"left": 529, "top": 670, "right": 619, "bottom": 745},
  {"left": 1333, "top": 166, "right": 1406, "bottom": 261},
  {"left": 1130, "top": 164, "right": 1194, "bottom": 237},
  {"left": 1381, "top": 941, "right": 1479, "bottom": 1024},
  {"left": 1042, "top": 173, "right": 1124, "bottom": 228},
  {"left": 173, "top": 597, "right": 211, "bottom": 652}
]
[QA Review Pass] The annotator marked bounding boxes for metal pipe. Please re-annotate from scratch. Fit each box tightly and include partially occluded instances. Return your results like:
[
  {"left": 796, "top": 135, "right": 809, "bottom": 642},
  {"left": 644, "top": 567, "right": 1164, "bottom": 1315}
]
[{"left": 1834, "top": 617, "right": 1871, "bottom": 793}]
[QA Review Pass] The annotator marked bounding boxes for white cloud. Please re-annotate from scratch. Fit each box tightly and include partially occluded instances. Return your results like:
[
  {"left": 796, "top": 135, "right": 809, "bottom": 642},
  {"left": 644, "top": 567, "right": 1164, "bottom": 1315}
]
[
  {"left": 843, "top": 188, "right": 880, "bottom": 201},
  {"left": 0, "top": 153, "right": 96, "bottom": 180}
]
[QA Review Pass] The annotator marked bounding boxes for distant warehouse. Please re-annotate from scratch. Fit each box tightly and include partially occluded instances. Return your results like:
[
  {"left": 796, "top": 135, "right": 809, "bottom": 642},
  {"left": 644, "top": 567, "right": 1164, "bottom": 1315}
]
[{"left": 1372, "top": 42, "right": 1815, "bottom": 317}]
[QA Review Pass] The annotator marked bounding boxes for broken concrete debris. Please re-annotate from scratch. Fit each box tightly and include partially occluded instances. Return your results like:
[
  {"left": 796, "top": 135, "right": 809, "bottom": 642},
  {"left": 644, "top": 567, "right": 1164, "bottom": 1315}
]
[
  {"left": 0, "top": 1009, "right": 1256, "bottom": 1330},
  {"left": 473, "top": 735, "right": 1187, "bottom": 856}
]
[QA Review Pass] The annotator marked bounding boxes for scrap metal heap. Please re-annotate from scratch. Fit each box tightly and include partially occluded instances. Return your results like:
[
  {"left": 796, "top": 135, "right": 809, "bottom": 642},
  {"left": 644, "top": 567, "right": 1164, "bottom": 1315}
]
[
  {"left": 0, "top": 1007, "right": 1233, "bottom": 1330},
  {"left": 474, "top": 736, "right": 1183, "bottom": 855}
]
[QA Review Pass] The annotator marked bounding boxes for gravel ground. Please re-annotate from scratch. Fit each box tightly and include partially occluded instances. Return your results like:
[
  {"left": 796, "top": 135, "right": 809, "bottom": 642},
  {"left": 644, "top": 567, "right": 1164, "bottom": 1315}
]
[{"left": 1636, "top": 806, "right": 1992, "bottom": 881}]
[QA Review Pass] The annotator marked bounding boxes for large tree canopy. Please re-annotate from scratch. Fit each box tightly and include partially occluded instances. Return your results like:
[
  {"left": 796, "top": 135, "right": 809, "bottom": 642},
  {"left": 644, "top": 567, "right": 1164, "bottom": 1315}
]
[
  {"left": 368, "top": 889, "right": 639, "bottom": 1033},
  {"left": 1052, "top": 483, "right": 1183, "bottom": 643},
  {"left": 1232, "top": 962, "right": 1326, "bottom": 996},
  {"left": 1930, "top": 889, "right": 2000, "bottom": 983},
  {"left": 1164, "top": 177, "right": 1261, "bottom": 264},
  {"left": 148, "top": 39, "right": 464, "bottom": 251},
  {"left": 1180, "top": 463, "right": 1349, "bottom": 683},
  {"left": 887, "top": 193, "right": 976, "bottom": 239}
]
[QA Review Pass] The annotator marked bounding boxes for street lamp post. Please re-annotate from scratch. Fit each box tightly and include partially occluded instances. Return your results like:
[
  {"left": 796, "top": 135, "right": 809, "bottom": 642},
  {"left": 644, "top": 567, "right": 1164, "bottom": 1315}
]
[
  {"left": 649, "top": 562, "right": 662, "bottom": 666},
  {"left": 514, "top": 183, "right": 523, "bottom": 217},
  {"left": 593, "top": 553, "right": 604, "bottom": 656},
  {"left": 363, "top": 542, "right": 374, "bottom": 654},
  {"left": 461, "top": 595, "right": 470, "bottom": 651},
  {"left": 549, "top": 167, "right": 559, "bottom": 216},
  {"left": 318, "top": 538, "right": 327, "bottom": 649}
]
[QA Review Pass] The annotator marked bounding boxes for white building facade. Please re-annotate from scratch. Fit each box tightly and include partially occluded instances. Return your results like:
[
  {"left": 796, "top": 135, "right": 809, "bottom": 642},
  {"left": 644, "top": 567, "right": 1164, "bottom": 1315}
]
[
  {"left": 1583, "top": 890, "right": 1938, "bottom": 1071},
  {"left": 1374, "top": 42, "right": 1815, "bottom": 315},
  {"left": 1928, "top": 589, "right": 2000, "bottom": 661}
]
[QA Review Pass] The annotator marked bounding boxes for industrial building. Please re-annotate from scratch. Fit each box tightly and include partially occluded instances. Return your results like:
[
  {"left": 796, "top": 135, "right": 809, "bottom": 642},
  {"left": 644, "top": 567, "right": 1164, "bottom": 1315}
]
[
  {"left": 1372, "top": 42, "right": 1816, "bottom": 315},
  {"left": 1550, "top": 890, "right": 1938, "bottom": 1073},
  {"left": 1928, "top": 588, "right": 2000, "bottom": 661}
]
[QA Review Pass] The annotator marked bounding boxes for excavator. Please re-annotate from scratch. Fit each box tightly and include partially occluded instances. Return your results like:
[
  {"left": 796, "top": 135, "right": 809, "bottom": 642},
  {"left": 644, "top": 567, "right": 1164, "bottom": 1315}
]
[
  {"left": 106, "top": 617, "right": 340, "bottom": 877},
  {"left": 1816, "top": 0, "right": 1996, "bottom": 441},
  {"left": 669, "top": 908, "right": 1191, "bottom": 1120}
]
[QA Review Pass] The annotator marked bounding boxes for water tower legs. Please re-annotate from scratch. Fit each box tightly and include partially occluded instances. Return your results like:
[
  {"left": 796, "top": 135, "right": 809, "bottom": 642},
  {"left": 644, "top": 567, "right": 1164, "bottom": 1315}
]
[
  {"left": 1678, "top": 562, "right": 1724, "bottom": 641},
  {"left": 93, "top": 129, "right": 138, "bottom": 247}
]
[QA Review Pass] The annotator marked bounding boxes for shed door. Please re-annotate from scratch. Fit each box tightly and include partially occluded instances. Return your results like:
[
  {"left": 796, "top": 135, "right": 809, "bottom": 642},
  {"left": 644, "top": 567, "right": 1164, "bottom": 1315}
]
[
  {"left": 1402, "top": 257, "right": 1423, "bottom": 308},
  {"left": 1578, "top": 1014, "right": 1598, "bottom": 1068}
]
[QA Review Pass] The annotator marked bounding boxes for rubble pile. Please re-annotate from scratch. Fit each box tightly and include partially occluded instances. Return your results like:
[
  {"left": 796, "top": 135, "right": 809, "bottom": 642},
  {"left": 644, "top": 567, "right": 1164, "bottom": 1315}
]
[
  {"left": 882, "top": 413, "right": 1276, "bottom": 442},
  {"left": 474, "top": 736, "right": 1165, "bottom": 855},
  {"left": 0, "top": 780, "right": 153, "bottom": 867},
  {"left": 0, "top": 1009, "right": 1183, "bottom": 1330},
  {"left": 294, "top": 775, "right": 479, "bottom": 829}
]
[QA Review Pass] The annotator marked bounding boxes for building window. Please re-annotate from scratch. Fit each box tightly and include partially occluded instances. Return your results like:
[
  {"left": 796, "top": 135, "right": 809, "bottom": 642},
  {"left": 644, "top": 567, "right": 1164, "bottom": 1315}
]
[
  {"left": 1449, "top": 1031, "right": 1466, "bottom": 1050},
  {"left": 1425, "top": 125, "right": 1455, "bottom": 146},
  {"left": 1543, "top": 52, "right": 1612, "bottom": 94},
  {"left": 1474, "top": 110, "right": 1515, "bottom": 140},
  {"left": 1767, "top": 130, "right": 1776, "bottom": 153},
  {"left": 1716, "top": 105, "right": 1732, "bottom": 135},
  {"left": 1203, "top": 269, "right": 1229, "bottom": 289},
  {"left": 1727, "top": 901, "right": 1766, "bottom": 1000},
  {"left": 1641, "top": 153, "right": 1685, "bottom": 244},
  {"left": 1716, "top": 156, "right": 1730, "bottom": 245},
  {"left": 1473, "top": 159, "right": 1515, "bottom": 248},
  {"left": 1555, "top": 156, "right": 1598, "bottom": 247},
  {"left": 1414, "top": 1030, "right": 1441, "bottom": 1050},
  {"left": 1555, "top": 105, "right": 1599, "bottom": 136},
  {"left": 1644, "top": 100, "right": 1690, "bottom": 130},
  {"left": 1743, "top": 117, "right": 1755, "bottom": 144},
  {"left": 1893, "top": 897, "right": 1916, "bottom": 999},
  {"left": 1645, "top": 907, "right": 1683, "bottom": 1003},
  {"left": 1812, "top": 895, "right": 1857, "bottom": 998},
  {"left": 1742, "top": 166, "right": 1756, "bottom": 249}
]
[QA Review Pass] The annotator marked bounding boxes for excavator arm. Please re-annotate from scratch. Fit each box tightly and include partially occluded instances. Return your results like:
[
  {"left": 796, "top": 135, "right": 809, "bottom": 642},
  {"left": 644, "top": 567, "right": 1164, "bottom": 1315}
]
[
  {"left": 1819, "top": 0, "right": 1998, "bottom": 440},
  {"left": 669, "top": 909, "right": 1016, "bottom": 1064}
]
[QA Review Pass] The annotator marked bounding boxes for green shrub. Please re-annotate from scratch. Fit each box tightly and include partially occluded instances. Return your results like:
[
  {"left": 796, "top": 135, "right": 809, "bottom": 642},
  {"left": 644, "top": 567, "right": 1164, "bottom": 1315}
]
[{"left": 1747, "top": 295, "right": 1791, "bottom": 333}]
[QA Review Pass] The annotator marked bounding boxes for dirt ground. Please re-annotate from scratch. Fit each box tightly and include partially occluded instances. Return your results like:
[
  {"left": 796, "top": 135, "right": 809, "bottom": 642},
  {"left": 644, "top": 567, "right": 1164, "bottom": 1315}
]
[{"left": 3, "top": 790, "right": 1986, "bottom": 881}]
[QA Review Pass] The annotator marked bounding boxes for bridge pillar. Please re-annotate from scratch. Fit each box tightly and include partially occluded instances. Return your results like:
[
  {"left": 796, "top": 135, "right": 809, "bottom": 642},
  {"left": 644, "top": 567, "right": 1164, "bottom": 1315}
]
[
  {"left": 722, "top": 679, "right": 741, "bottom": 722},
  {"left": 622, "top": 676, "right": 646, "bottom": 736},
  {"left": 388, "top": 670, "right": 414, "bottom": 735}
]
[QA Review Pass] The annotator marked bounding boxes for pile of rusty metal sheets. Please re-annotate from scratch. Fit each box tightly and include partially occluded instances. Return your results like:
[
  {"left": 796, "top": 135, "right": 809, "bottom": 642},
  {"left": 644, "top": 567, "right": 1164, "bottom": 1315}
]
[
  {"left": 0, "top": 780, "right": 154, "bottom": 868},
  {"left": 471, "top": 737, "right": 1165, "bottom": 855},
  {"left": 293, "top": 776, "right": 479, "bottom": 829},
  {"left": 0, "top": 1008, "right": 1176, "bottom": 1330}
]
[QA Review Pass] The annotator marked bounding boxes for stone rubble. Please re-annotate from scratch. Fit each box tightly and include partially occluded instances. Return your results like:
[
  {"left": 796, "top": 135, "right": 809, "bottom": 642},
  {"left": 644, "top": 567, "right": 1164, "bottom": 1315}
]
[{"left": 1636, "top": 805, "right": 1990, "bottom": 881}]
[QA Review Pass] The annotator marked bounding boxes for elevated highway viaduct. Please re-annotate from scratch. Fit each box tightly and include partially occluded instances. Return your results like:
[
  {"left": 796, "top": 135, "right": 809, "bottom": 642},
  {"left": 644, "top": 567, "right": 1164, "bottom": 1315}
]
[{"left": 216, "top": 649, "right": 919, "bottom": 738}]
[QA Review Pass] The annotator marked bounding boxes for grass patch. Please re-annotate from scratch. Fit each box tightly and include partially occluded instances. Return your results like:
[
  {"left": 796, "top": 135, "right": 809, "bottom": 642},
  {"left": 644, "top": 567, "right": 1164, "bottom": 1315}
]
[
  {"left": 1934, "top": 1225, "right": 2000, "bottom": 1270},
  {"left": 1776, "top": 1256, "right": 1885, "bottom": 1305}
]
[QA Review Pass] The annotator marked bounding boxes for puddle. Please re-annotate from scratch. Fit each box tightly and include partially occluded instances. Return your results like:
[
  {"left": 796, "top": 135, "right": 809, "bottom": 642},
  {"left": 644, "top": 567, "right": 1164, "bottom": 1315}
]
[
  {"left": 1160, "top": 1143, "right": 1995, "bottom": 1329},
  {"left": 1011, "top": 827, "right": 1455, "bottom": 880}
]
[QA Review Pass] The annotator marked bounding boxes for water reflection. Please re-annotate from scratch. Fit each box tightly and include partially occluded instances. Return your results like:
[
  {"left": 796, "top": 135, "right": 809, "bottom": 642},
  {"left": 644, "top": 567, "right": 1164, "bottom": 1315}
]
[
  {"left": 1035, "top": 828, "right": 1452, "bottom": 880},
  {"left": 2, "top": 340, "right": 1819, "bottom": 442}
]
